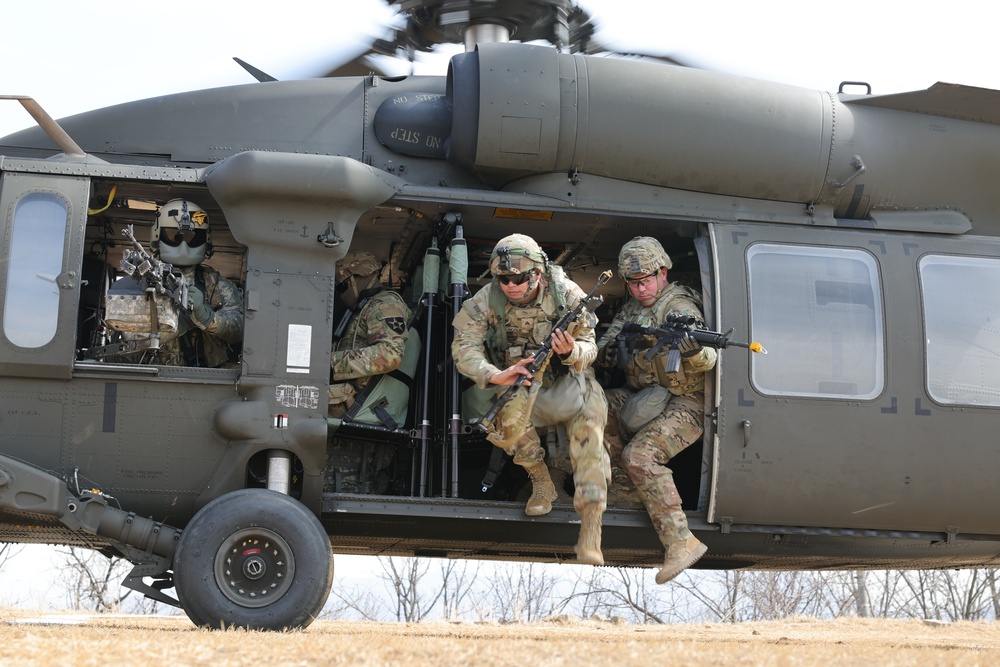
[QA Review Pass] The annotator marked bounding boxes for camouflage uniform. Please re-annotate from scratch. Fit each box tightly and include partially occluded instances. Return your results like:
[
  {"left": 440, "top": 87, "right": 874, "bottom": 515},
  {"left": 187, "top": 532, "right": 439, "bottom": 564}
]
[
  {"left": 331, "top": 291, "right": 411, "bottom": 386},
  {"left": 452, "top": 234, "right": 608, "bottom": 565},
  {"left": 155, "top": 264, "right": 243, "bottom": 368},
  {"left": 453, "top": 276, "right": 609, "bottom": 511},
  {"left": 596, "top": 237, "right": 716, "bottom": 582},
  {"left": 113, "top": 199, "right": 243, "bottom": 368},
  {"left": 329, "top": 250, "right": 412, "bottom": 415}
]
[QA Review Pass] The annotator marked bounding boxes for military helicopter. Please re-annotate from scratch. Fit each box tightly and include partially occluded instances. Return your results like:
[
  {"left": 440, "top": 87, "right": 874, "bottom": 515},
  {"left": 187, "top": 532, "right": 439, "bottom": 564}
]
[{"left": 3, "top": 0, "right": 1000, "bottom": 630}]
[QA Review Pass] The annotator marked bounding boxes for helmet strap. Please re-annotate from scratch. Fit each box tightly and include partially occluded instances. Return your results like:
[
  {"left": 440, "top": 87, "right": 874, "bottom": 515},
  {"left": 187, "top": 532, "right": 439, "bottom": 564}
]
[
  {"left": 341, "top": 275, "right": 361, "bottom": 309},
  {"left": 341, "top": 272, "right": 379, "bottom": 309}
]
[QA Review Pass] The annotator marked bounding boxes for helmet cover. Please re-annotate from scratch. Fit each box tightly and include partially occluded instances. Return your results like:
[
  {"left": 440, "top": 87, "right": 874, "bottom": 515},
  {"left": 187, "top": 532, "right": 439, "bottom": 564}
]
[
  {"left": 336, "top": 249, "right": 383, "bottom": 285},
  {"left": 489, "top": 233, "right": 547, "bottom": 276},
  {"left": 617, "top": 236, "right": 672, "bottom": 279}
]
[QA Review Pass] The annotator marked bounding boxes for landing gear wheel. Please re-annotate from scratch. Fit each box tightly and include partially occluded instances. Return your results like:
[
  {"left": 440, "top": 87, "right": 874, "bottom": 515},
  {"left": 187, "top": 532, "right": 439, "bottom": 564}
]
[{"left": 174, "top": 489, "right": 333, "bottom": 630}]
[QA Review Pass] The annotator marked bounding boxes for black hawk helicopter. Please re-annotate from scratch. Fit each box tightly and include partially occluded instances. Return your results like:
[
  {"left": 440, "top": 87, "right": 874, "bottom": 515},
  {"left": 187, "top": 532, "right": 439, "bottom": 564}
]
[{"left": 2, "top": 0, "right": 1000, "bottom": 630}]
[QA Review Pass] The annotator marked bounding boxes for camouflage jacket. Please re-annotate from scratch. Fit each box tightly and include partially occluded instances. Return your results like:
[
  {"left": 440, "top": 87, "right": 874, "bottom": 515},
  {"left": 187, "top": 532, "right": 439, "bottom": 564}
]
[
  {"left": 597, "top": 282, "right": 717, "bottom": 395},
  {"left": 155, "top": 264, "right": 243, "bottom": 368},
  {"left": 331, "top": 289, "right": 411, "bottom": 390},
  {"left": 452, "top": 274, "right": 598, "bottom": 390}
]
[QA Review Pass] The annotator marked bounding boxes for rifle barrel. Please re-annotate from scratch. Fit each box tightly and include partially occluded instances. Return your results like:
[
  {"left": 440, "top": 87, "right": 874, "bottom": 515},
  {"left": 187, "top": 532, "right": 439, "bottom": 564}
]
[{"left": 623, "top": 322, "right": 765, "bottom": 355}]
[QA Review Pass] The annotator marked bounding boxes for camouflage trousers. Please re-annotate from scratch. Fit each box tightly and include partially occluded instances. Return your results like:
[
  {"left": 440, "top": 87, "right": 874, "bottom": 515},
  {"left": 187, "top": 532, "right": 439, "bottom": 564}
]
[
  {"left": 605, "top": 387, "right": 704, "bottom": 546},
  {"left": 489, "top": 372, "right": 609, "bottom": 512}
]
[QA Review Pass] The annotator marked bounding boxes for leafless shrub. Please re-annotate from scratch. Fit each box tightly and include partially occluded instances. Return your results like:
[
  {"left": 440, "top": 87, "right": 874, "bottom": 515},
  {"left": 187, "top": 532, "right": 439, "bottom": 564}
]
[
  {"left": 479, "top": 562, "right": 561, "bottom": 623},
  {"left": 560, "top": 566, "right": 690, "bottom": 624},
  {"left": 55, "top": 546, "right": 158, "bottom": 613}
]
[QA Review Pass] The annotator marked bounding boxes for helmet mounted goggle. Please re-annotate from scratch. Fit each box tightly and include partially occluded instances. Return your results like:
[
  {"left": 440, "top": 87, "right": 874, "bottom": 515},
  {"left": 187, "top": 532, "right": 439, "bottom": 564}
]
[
  {"left": 482, "top": 244, "right": 547, "bottom": 280},
  {"left": 496, "top": 245, "right": 515, "bottom": 273}
]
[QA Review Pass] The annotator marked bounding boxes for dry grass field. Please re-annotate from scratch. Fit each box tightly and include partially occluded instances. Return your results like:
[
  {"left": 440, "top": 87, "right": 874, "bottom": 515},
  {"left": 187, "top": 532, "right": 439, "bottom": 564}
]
[{"left": 3, "top": 610, "right": 1000, "bottom": 666}]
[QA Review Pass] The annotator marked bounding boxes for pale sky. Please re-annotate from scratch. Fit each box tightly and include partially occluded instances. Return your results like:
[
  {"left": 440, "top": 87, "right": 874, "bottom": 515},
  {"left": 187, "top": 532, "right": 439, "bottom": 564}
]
[{"left": 3, "top": 0, "right": 999, "bottom": 138}]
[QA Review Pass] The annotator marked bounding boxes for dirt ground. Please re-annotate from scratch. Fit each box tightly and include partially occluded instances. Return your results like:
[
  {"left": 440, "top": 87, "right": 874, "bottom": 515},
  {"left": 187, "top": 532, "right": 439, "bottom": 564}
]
[{"left": 3, "top": 610, "right": 1000, "bottom": 667}]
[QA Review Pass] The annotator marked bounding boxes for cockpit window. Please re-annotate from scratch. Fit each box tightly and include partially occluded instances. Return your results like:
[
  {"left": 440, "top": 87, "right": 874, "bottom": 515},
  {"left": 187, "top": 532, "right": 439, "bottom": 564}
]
[
  {"left": 3, "top": 192, "right": 67, "bottom": 348},
  {"left": 747, "top": 243, "right": 884, "bottom": 399},
  {"left": 920, "top": 255, "right": 1000, "bottom": 406}
]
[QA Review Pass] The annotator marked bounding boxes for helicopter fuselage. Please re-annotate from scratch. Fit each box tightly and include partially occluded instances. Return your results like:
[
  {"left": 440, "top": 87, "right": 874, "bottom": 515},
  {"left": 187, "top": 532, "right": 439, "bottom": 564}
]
[{"left": 3, "top": 42, "right": 1000, "bottom": 628}]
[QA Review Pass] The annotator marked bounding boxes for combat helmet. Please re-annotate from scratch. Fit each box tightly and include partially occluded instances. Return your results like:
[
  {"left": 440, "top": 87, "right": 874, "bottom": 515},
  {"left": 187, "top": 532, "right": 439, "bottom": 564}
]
[
  {"left": 336, "top": 249, "right": 383, "bottom": 285},
  {"left": 488, "top": 233, "right": 548, "bottom": 276},
  {"left": 152, "top": 199, "right": 212, "bottom": 267},
  {"left": 617, "top": 236, "right": 672, "bottom": 279}
]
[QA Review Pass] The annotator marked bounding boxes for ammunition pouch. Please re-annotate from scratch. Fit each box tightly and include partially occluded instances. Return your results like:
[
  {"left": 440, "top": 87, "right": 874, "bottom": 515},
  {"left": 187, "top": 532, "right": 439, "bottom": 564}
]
[
  {"left": 104, "top": 278, "right": 180, "bottom": 337},
  {"left": 653, "top": 349, "right": 687, "bottom": 389},
  {"left": 504, "top": 344, "right": 533, "bottom": 367}
]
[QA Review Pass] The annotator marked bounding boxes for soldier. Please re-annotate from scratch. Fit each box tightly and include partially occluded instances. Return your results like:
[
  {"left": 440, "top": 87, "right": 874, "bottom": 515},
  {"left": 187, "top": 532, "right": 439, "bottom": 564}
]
[
  {"left": 596, "top": 236, "right": 717, "bottom": 584},
  {"left": 451, "top": 234, "right": 609, "bottom": 565},
  {"left": 150, "top": 199, "right": 243, "bottom": 367},
  {"left": 329, "top": 249, "right": 412, "bottom": 418}
]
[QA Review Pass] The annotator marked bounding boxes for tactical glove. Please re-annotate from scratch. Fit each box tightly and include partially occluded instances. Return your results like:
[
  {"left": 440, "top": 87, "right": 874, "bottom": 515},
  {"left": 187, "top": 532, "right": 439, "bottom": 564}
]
[
  {"left": 677, "top": 333, "right": 702, "bottom": 357},
  {"left": 596, "top": 343, "right": 618, "bottom": 368},
  {"left": 188, "top": 288, "right": 214, "bottom": 329}
]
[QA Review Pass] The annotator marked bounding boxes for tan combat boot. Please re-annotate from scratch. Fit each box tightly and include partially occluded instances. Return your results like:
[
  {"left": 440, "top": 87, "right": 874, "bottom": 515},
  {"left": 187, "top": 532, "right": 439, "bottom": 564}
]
[
  {"left": 655, "top": 535, "right": 707, "bottom": 585},
  {"left": 524, "top": 464, "right": 558, "bottom": 516},
  {"left": 574, "top": 505, "right": 604, "bottom": 565}
]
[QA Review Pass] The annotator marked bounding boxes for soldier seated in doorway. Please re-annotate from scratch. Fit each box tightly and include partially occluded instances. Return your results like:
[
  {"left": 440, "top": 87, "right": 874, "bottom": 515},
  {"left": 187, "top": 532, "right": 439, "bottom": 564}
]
[
  {"left": 328, "top": 249, "right": 413, "bottom": 423},
  {"left": 103, "top": 199, "right": 243, "bottom": 368},
  {"left": 595, "top": 236, "right": 717, "bottom": 585}
]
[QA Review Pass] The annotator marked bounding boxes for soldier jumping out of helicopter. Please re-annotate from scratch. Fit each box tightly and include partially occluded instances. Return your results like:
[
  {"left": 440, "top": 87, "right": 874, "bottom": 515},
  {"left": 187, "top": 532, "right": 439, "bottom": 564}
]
[
  {"left": 595, "top": 236, "right": 717, "bottom": 584},
  {"left": 329, "top": 249, "right": 412, "bottom": 418},
  {"left": 451, "top": 234, "right": 609, "bottom": 566},
  {"left": 150, "top": 199, "right": 243, "bottom": 368}
]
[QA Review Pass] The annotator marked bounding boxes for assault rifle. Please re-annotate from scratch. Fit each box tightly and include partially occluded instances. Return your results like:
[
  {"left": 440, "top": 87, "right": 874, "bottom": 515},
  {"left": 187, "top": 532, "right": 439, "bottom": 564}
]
[
  {"left": 118, "top": 224, "right": 191, "bottom": 312},
  {"left": 472, "top": 270, "right": 612, "bottom": 435},
  {"left": 617, "top": 314, "right": 766, "bottom": 375}
]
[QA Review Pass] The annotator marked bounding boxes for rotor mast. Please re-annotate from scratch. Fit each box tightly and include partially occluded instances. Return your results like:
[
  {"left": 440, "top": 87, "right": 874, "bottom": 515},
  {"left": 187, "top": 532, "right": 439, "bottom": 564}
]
[
  {"left": 463, "top": 22, "right": 510, "bottom": 51},
  {"left": 388, "top": 0, "right": 590, "bottom": 54}
]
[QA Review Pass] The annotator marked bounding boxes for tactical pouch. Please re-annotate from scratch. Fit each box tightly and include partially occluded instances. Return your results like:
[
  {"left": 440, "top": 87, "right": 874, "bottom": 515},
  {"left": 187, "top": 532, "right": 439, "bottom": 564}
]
[
  {"left": 530, "top": 371, "right": 585, "bottom": 427},
  {"left": 620, "top": 385, "right": 671, "bottom": 437},
  {"left": 653, "top": 349, "right": 687, "bottom": 391},
  {"left": 328, "top": 382, "right": 357, "bottom": 418}
]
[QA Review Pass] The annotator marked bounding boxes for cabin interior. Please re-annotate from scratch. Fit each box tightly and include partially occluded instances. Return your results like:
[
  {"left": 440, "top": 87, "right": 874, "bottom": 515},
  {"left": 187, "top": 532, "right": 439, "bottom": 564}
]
[{"left": 77, "top": 176, "right": 709, "bottom": 515}]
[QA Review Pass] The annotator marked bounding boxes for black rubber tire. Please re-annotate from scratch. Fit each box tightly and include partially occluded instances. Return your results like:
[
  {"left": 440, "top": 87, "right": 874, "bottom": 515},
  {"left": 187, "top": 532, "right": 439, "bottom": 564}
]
[{"left": 173, "top": 488, "right": 333, "bottom": 630}]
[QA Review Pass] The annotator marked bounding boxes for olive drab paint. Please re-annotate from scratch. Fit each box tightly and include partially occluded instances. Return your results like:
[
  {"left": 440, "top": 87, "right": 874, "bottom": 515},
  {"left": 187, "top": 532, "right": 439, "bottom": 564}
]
[{"left": 4, "top": 0, "right": 1000, "bottom": 632}]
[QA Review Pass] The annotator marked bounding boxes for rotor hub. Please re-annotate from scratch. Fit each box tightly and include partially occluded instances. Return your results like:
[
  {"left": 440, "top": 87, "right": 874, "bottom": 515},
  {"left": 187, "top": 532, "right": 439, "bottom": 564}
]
[{"left": 387, "top": 0, "right": 594, "bottom": 53}]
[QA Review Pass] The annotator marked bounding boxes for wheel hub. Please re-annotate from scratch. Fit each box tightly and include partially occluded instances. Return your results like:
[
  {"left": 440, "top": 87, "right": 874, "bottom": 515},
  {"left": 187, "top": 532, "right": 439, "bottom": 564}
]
[
  {"left": 242, "top": 554, "right": 266, "bottom": 580},
  {"left": 214, "top": 528, "right": 296, "bottom": 608}
]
